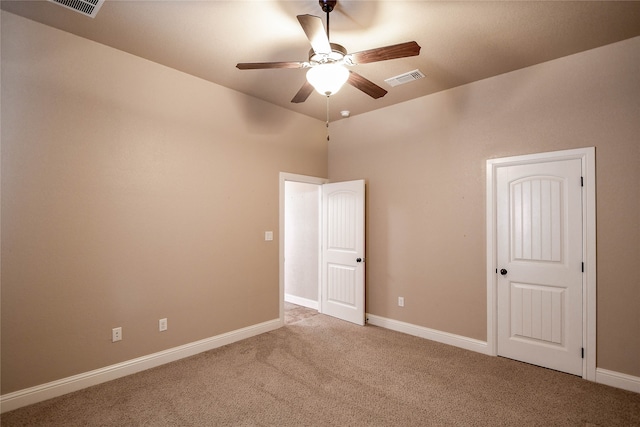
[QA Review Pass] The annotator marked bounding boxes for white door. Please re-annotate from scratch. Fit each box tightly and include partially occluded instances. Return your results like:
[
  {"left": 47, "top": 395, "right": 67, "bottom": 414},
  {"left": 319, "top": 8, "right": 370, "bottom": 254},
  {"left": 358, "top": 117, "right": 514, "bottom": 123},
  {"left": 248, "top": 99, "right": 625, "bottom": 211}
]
[
  {"left": 496, "top": 159, "right": 583, "bottom": 375},
  {"left": 321, "top": 180, "right": 365, "bottom": 325}
]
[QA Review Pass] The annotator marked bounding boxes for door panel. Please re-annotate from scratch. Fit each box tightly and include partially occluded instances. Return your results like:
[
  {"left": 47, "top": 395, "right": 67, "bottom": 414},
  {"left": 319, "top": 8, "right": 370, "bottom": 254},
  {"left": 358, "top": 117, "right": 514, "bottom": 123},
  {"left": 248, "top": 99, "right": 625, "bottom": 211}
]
[
  {"left": 497, "top": 159, "right": 582, "bottom": 375},
  {"left": 511, "top": 177, "right": 563, "bottom": 262},
  {"left": 321, "top": 180, "right": 365, "bottom": 325},
  {"left": 510, "top": 282, "right": 563, "bottom": 344}
]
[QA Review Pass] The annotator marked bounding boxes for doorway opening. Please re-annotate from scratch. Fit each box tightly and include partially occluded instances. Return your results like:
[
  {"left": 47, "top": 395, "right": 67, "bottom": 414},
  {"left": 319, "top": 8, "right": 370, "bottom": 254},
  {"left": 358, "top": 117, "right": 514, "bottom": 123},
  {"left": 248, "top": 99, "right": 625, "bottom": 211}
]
[
  {"left": 279, "top": 173, "right": 367, "bottom": 326},
  {"left": 284, "top": 181, "right": 321, "bottom": 308},
  {"left": 279, "top": 173, "right": 327, "bottom": 324}
]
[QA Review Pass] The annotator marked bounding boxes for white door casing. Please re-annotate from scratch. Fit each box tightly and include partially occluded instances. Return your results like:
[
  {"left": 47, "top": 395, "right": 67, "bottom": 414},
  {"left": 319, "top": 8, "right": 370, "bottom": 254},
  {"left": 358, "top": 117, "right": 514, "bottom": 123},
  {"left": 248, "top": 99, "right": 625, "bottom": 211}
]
[
  {"left": 486, "top": 148, "right": 596, "bottom": 381},
  {"left": 497, "top": 159, "right": 583, "bottom": 375},
  {"left": 321, "top": 180, "right": 366, "bottom": 325}
]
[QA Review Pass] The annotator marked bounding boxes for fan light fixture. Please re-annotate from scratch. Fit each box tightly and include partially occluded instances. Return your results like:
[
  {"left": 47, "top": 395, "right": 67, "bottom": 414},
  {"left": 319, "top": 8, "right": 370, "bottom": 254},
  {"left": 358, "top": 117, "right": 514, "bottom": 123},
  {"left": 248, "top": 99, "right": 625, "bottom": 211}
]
[
  {"left": 306, "top": 63, "right": 349, "bottom": 96},
  {"left": 236, "top": 0, "right": 421, "bottom": 104}
]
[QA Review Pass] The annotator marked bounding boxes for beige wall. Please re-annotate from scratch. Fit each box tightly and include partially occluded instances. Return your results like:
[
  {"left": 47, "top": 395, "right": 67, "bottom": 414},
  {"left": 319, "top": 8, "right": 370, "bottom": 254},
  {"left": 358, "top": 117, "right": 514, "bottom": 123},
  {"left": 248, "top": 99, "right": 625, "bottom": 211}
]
[
  {"left": 0, "top": 12, "right": 327, "bottom": 394},
  {"left": 2, "top": 10, "right": 639, "bottom": 397},
  {"left": 329, "top": 37, "right": 640, "bottom": 377}
]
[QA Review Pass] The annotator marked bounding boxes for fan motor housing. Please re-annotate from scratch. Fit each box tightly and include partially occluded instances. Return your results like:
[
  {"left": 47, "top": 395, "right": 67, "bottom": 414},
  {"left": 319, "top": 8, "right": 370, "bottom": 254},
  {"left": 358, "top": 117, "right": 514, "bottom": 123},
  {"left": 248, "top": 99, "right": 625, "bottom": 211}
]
[
  {"left": 319, "top": 0, "right": 337, "bottom": 13},
  {"left": 309, "top": 43, "right": 347, "bottom": 64}
]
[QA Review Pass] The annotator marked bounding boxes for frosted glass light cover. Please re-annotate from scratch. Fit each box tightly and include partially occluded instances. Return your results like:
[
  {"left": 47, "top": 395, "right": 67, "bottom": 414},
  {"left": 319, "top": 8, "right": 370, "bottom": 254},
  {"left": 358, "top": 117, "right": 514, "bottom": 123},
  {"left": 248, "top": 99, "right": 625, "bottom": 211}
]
[{"left": 306, "top": 64, "right": 349, "bottom": 96}]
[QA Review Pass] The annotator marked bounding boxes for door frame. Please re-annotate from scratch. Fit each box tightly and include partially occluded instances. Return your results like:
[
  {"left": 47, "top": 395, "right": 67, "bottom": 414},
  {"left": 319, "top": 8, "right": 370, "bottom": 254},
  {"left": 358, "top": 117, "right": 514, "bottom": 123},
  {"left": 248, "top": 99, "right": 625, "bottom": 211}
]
[
  {"left": 486, "top": 147, "right": 596, "bottom": 380},
  {"left": 279, "top": 172, "right": 328, "bottom": 324}
]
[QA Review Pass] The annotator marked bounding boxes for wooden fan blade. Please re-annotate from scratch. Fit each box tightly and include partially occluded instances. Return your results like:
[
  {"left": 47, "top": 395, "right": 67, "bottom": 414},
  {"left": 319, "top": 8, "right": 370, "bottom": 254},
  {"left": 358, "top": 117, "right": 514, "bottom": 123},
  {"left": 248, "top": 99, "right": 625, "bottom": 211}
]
[
  {"left": 297, "top": 14, "right": 331, "bottom": 55},
  {"left": 291, "top": 81, "right": 314, "bottom": 103},
  {"left": 348, "top": 41, "right": 421, "bottom": 65},
  {"left": 236, "top": 61, "right": 306, "bottom": 70},
  {"left": 347, "top": 71, "right": 388, "bottom": 99}
]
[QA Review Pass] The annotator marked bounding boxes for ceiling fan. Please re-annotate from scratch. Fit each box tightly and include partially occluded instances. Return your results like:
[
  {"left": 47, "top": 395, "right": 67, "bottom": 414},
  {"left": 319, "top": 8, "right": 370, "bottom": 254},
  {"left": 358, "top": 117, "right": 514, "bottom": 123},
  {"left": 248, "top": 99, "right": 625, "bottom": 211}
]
[{"left": 236, "top": 0, "right": 421, "bottom": 103}]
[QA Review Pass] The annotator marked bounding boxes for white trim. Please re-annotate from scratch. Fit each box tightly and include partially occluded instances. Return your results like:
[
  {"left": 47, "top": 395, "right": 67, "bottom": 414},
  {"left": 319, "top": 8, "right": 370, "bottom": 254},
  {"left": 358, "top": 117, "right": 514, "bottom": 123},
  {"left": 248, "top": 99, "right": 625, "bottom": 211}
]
[
  {"left": 582, "top": 149, "right": 597, "bottom": 382},
  {"left": 486, "top": 147, "right": 596, "bottom": 380},
  {"left": 3, "top": 316, "right": 635, "bottom": 414},
  {"left": 366, "top": 314, "right": 490, "bottom": 355},
  {"left": 486, "top": 160, "right": 498, "bottom": 357},
  {"left": 284, "top": 293, "right": 319, "bottom": 310},
  {"left": 368, "top": 314, "right": 637, "bottom": 394},
  {"left": 279, "top": 172, "right": 328, "bottom": 324},
  {"left": 0, "top": 319, "right": 281, "bottom": 414},
  {"left": 595, "top": 368, "right": 640, "bottom": 394}
]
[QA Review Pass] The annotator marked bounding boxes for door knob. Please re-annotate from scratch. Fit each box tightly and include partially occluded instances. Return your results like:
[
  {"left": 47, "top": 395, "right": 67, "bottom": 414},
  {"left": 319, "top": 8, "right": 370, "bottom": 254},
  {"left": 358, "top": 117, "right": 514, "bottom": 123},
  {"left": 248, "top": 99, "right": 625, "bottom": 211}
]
[
  {"left": 500, "top": 268, "right": 508, "bottom": 276},
  {"left": 356, "top": 258, "right": 363, "bottom": 263}
]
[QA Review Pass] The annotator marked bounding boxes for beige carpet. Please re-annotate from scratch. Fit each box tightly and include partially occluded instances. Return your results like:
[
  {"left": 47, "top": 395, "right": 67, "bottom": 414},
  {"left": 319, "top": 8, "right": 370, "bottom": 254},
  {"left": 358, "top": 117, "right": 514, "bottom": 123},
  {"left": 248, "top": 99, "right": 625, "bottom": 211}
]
[
  {"left": 3, "top": 309, "right": 639, "bottom": 426},
  {"left": 284, "top": 302, "right": 319, "bottom": 325}
]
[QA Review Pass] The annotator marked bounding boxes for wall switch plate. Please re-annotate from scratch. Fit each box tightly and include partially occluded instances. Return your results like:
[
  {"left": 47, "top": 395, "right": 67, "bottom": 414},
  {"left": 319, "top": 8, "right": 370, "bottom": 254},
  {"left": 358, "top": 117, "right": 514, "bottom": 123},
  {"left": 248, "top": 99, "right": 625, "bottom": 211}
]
[
  {"left": 112, "top": 327, "right": 122, "bottom": 342},
  {"left": 159, "top": 318, "right": 168, "bottom": 332},
  {"left": 398, "top": 297, "right": 405, "bottom": 307},
  {"left": 264, "top": 231, "right": 273, "bottom": 241}
]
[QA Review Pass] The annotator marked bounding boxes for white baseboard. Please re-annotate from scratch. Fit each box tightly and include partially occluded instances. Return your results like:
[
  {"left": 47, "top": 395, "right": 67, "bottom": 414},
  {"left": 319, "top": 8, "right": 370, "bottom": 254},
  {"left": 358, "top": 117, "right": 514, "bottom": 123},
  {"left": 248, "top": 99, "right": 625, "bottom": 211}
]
[
  {"left": 284, "top": 293, "right": 319, "bottom": 310},
  {"left": 4, "top": 316, "right": 637, "bottom": 414},
  {"left": 596, "top": 368, "right": 640, "bottom": 394},
  {"left": 367, "top": 314, "right": 640, "bottom": 395},
  {"left": 366, "top": 313, "right": 490, "bottom": 355},
  {"left": 1, "top": 318, "right": 281, "bottom": 414}
]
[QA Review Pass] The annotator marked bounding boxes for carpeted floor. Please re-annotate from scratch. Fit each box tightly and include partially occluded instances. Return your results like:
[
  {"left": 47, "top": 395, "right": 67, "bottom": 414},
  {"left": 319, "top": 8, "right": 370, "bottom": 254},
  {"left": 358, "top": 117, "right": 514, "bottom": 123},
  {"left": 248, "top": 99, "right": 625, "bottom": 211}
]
[
  {"left": 284, "top": 302, "right": 319, "bottom": 325},
  {"left": 2, "top": 307, "right": 639, "bottom": 426}
]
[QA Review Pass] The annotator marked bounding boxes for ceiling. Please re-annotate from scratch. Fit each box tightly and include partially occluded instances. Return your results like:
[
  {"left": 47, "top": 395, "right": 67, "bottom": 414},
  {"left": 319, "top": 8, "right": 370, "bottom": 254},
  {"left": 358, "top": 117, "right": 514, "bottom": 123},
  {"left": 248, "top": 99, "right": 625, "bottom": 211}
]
[{"left": 3, "top": 1, "right": 640, "bottom": 122}]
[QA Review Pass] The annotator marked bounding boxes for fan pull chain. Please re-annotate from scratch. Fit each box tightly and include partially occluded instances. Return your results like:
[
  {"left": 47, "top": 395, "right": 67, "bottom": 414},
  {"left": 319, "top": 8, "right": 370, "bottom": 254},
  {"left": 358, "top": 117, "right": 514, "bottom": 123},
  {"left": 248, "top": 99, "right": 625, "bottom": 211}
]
[{"left": 326, "top": 95, "right": 330, "bottom": 141}]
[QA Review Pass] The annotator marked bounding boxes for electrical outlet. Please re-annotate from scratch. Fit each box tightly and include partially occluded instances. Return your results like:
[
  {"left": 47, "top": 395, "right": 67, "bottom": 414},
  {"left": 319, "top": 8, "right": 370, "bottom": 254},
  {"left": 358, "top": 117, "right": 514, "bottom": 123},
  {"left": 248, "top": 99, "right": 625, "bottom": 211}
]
[
  {"left": 112, "top": 327, "right": 122, "bottom": 342},
  {"left": 398, "top": 297, "right": 405, "bottom": 307},
  {"left": 159, "top": 318, "right": 168, "bottom": 332}
]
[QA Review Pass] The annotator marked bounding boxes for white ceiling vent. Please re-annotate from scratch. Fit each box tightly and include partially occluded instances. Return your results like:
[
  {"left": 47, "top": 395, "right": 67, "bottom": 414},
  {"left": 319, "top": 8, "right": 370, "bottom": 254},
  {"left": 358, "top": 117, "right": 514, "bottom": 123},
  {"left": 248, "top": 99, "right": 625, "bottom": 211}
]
[
  {"left": 385, "top": 69, "right": 425, "bottom": 87},
  {"left": 48, "top": 0, "right": 105, "bottom": 18}
]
